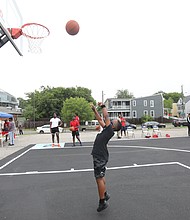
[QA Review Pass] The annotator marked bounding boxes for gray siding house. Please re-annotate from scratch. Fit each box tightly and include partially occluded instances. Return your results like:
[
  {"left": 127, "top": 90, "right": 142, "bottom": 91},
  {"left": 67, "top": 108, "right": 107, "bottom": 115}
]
[
  {"left": 0, "top": 89, "right": 22, "bottom": 115},
  {"left": 105, "top": 93, "right": 164, "bottom": 120},
  {"left": 177, "top": 95, "right": 190, "bottom": 117}
]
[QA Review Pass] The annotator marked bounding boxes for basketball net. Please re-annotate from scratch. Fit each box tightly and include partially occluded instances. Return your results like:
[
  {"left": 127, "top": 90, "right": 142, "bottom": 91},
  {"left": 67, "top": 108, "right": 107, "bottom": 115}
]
[{"left": 21, "top": 23, "right": 50, "bottom": 53}]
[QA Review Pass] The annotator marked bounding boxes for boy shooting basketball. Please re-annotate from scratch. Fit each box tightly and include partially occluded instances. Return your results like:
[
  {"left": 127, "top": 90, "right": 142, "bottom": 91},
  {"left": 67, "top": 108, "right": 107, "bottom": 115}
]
[{"left": 91, "top": 102, "right": 121, "bottom": 212}]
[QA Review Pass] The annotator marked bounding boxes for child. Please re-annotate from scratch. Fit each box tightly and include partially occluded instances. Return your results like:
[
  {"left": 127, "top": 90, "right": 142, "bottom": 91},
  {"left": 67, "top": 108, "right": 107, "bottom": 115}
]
[
  {"left": 91, "top": 102, "right": 121, "bottom": 212},
  {"left": 70, "top": 116, "right": 82, "bottom": 146}
]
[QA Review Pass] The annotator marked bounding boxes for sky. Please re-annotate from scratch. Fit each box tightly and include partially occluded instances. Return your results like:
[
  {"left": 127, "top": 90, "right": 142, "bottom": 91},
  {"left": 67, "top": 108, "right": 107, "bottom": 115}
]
[{"left": 1, "top": 0, "right": 190, "bottom": 102}]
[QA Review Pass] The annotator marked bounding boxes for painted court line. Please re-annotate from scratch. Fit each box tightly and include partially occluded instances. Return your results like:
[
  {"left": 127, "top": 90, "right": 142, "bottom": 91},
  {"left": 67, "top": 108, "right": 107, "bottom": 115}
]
[
  {"left": 0, "top": 161, "right": 188, "bottom": 176},
  {"left": 0, "top": 144, "right": 190, "bottom": 172},
  {"left": 0, "top": 144, "right": 189, "bottom": 175},
  {"left": 177, "top": 162, "right": 190, "bottom": 170},
  {"left": 31, "top": 143, "right": 65, "bottom": 150},
  {"left": 0, "top": 148, "right": 31, "bottom": 170},
  {"left": 0, "top": 143, "right": 66, "bottom": 170},
  {"left": 109, "top": 145, "right": 190, "bottom": 153}
]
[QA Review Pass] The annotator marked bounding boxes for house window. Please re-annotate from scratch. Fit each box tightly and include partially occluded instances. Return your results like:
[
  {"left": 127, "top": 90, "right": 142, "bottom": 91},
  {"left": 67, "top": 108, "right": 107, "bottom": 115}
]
[
  {"left": 150, "top": 110, "right": 155, "bottom": 117},
  {"left": 143, "top": 110, "right": 148, "bottom": 116},
  {"left": 150, "top": 100, "right": 154, "bottom": 107},
  {"left": 144, "top": 100, "right": 147, "bottom": 106},
  {"left": 133, "top": 100, "right": 136, "bottom": 107},
  {"left": 132, "top": 110, "right": 137, "bottom": 118}
]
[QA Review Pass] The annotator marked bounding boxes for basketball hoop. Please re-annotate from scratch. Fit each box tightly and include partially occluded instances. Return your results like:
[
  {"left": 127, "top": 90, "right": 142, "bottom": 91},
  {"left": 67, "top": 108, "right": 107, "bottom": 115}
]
[{"left": 21, "top": 23, "right": 50, "bottom": 53}]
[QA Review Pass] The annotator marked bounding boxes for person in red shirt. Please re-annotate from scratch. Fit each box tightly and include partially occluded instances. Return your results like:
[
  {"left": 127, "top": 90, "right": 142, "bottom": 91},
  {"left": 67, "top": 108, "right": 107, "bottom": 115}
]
[
  {"left": 119, "top": 114, "right": 126, "bottom": 137},
  {"left": 3, "top": 120, "right": 9, "bottom": 142},
  {"left": 75, "top": 113, "right": 80, "bottom": 124},
  {"left": 70, "top": 116, "right": 82, "bottom": 146}
]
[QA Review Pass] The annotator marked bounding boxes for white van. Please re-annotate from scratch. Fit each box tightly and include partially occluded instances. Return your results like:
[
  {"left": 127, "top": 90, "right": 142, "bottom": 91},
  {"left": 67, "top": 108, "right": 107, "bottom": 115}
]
[{"left": 80, "top": 120, "right": 99, "bottom": 131}]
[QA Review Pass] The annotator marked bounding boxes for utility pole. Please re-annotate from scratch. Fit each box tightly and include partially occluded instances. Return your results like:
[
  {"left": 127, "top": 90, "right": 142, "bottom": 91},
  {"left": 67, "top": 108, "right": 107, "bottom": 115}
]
[
  {"left": 181, "top": 85, "right": 185, "bottom": 117},
  {"left": 33, "top": 93, "right": 36, "bottom": 130},
  {"left": 102, "top": 91, "right": 105, "bottom": 103}
]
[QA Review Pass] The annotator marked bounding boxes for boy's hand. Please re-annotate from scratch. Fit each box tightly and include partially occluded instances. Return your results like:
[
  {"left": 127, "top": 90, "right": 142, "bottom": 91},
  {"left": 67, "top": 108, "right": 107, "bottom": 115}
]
[{"left": 98, "top": 102, "right": 103, "bottom": 107}]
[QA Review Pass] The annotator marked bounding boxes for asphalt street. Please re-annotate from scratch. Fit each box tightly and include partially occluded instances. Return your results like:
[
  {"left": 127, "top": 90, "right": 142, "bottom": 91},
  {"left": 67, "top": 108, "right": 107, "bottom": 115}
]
[{"left": 0, "top": 132, "right": 190, "bottom": 220}]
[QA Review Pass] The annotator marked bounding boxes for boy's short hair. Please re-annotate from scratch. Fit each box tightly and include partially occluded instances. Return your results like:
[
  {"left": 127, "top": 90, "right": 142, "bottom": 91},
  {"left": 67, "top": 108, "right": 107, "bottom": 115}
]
[{"left": 111, "top": 119, "right": 122, "bottom": 131}]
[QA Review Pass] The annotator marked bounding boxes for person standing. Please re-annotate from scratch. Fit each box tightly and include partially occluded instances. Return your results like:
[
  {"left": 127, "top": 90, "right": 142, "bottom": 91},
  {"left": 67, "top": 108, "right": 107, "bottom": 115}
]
[
  {"left": 8, "top": 117, "right": 15, "bottom": 146},
  {"left": 70, "top": 116, "right": 82, "bottom": 146},
  {"left": 3, "top": 120, "right": 9, "bottom": 142},
  {"left": 75, "top": 113, "right": 80, "bottom": 123},
  {"left": 91, "top": 102, "right": 121, "bottom": 212},
  {"left": 116, "top": 115, "right": 122, "bottom": 139},
  {"left": 50, "top": 113, "right": 63, "bottom": 147},
  {"left": 18, "top": 124, "right": 24, "bottom": 135},
  {"left": 187, "top": 113, "right": 190, "bottom": 136},
  {"left": 119, "top": 114, "right": 126, "bottom": 137}
]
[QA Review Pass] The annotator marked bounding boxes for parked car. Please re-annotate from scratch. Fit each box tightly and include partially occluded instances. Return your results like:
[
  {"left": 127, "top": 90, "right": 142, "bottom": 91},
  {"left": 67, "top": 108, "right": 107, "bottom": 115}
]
[
  {"left": 36, "top": 124, "right": 63, "bottom": 134},
  {"left": 79, "top": 120, "right": 99, "bottom": 131},
  {"left": 172, "top": 118, "right": 188, "bottom": 127},
  {"left": 125, "top": 122, "right": 137, "bottom": 129},
  {"left": 142, "top": 121, "right": 166, "bottom": 128}
]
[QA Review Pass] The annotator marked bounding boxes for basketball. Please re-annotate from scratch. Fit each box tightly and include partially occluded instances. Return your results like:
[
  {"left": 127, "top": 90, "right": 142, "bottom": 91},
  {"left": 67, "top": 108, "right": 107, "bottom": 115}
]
[
  {"left": 65, "top": 20, "right": 80, "bottom": 35},
  {"left": 69, "top": 126, "right": 75, "bottom": 131}
]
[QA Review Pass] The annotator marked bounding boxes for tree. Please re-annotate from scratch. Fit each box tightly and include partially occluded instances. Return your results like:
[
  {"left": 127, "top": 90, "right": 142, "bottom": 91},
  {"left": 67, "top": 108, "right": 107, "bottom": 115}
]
[
  {"left": 115, "top": 89, "right": 134, "bottom": 99},
  {"left": 17, "top": 97, "right": 27, "bottom": 109},
  {"left": 61, "top": 97, "right": 94, "bottom": 124},
  {"left": 22, "top": 104, "right": 35, "bottom": 120},
  {"left": 21, "top": 86, "right": 96, "bottom": 120},
  {"left": 163, "top": 92, "right": 181, "bottom": 103},
  {"left": 141, "top": 115, "right": 153, "bottom": 123},
  {"left": 155, "top": 91, "right": 181, "bottom": 109},
  {"left": 164, "top": 97, "right": 173, "bottom": 109}
]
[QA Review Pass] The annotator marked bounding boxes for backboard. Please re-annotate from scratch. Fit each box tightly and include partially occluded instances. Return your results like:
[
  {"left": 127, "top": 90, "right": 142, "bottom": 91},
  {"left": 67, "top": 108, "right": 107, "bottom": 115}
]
[{"left": 0, "top": 0, "right": 23, "bottom": 55}]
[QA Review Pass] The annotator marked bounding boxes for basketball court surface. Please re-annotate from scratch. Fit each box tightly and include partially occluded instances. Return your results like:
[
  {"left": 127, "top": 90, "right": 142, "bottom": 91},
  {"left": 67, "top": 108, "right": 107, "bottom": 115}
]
[
  {"left": 1, "top": 1, "right": 190, "bottom": 219},
  {"left": 0, "top": 137, "right": 190, "bottom": 220}
]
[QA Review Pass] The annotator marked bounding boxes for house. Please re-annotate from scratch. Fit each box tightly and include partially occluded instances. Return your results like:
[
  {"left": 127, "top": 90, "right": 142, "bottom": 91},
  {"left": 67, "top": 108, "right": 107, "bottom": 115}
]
[
  {"left": 105, "top": 93, "right": 164, "bottom": 120},
  {"left": 184, "top": 96, "right": 190, "bottom": 115},
  {"left": 171, "top": 103, "right": 178, "bottom": 117},
  {"left": 0, "top": 89, "right": 22, "bottom": 125},
  {"left": 176, "top": 95, "right": 190, "bottom": 117}
]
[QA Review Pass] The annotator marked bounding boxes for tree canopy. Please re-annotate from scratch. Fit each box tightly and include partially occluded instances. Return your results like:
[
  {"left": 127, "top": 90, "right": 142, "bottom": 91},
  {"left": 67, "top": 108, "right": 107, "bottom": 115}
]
[
  {"left": 21, "top": 86, "right": 96, "bottom": 120},
  {"left": 61, "top": 97, "right": 94, "bottom": 124},
  {"left": 115, "top": 89, "right": 134, "bottom": 99},
  {"left": 19, "top": 85, "right": 183, "bottom": 123}
]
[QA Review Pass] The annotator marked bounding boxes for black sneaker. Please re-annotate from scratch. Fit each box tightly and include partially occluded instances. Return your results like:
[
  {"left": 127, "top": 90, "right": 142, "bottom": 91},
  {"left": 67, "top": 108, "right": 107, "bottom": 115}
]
[
  {"left": 97, "top": 199, "right": 108, "bottom": 212},
  {"left": 105, "top": 192, "right": 110, "bottom": 201}
]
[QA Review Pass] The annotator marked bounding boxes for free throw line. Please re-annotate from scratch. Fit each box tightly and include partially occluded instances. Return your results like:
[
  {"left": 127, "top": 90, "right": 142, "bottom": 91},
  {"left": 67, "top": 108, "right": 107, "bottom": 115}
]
[{"left": 0, "top": 161, "right": 187, "bottom": 176}]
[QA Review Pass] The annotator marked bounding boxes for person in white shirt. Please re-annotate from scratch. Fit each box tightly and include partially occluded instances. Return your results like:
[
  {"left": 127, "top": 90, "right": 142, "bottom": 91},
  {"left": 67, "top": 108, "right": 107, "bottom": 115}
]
[{"left": 50, "top": 113, "right": 63, "bottom": 146}]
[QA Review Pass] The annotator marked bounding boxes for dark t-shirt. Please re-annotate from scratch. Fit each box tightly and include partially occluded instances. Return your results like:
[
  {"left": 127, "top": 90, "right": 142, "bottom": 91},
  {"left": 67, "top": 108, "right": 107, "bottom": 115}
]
[
  {"left": 91, "top": 124, "right": 114, "bottom": 161},
  {"left": 187, "top": 117, "right": 190, "bottom": 125}
]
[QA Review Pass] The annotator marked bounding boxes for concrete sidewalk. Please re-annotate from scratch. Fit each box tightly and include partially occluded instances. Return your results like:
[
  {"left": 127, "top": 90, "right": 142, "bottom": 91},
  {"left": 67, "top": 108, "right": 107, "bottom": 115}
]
[{"left": 0, "top": 127, "right": 189, "bottom": 160}]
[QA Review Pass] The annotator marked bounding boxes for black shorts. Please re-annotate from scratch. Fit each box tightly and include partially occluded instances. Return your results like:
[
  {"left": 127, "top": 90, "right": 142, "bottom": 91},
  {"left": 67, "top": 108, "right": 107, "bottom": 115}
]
[
  {"left": 51, "top": 127, "right": 59, "bottom": 134},
  {"left": 93, "top": 156, "right": 107, "bottom": 179},
  {"left": 121, "top": 126, "right": 126, "bottom": 131},
  {"left": 72, "top": 130, "right": 79, "bottom": 137}
]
